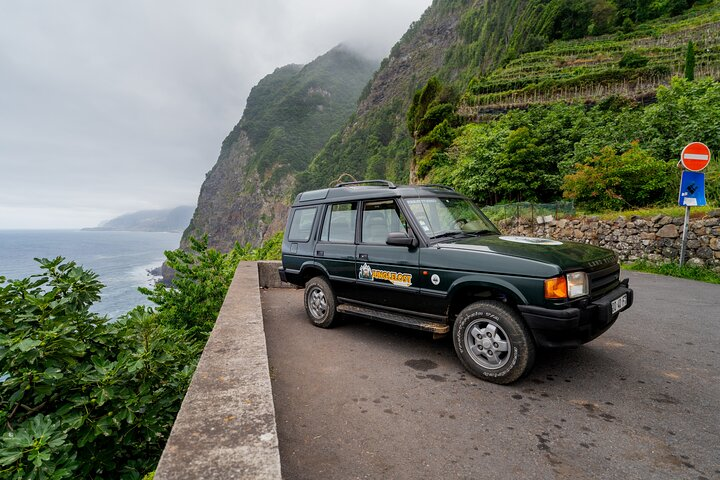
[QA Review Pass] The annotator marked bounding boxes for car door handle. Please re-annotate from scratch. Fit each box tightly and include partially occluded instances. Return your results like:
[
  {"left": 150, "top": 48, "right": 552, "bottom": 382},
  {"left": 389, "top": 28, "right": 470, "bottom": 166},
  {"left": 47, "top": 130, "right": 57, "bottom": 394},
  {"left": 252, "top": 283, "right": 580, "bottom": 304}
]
[
  {"left": 358, "top": 253, "right": 368, "bottom": 260},
  {"left": 316, "top": 250, "right": 324, "bottom": 257}
]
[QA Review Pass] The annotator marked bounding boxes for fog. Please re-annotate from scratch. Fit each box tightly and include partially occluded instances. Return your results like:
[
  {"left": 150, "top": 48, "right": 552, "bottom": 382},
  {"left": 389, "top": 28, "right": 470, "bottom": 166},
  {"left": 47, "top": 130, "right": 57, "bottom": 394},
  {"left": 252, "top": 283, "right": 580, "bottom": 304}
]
[{"left": 0, "top": 0, "right": 431, "bottom": 229}]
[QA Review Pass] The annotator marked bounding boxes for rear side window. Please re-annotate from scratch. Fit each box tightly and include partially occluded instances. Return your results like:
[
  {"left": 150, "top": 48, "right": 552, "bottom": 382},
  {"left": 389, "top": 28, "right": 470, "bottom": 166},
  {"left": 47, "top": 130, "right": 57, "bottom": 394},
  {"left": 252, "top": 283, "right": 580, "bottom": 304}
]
[
  {"left": 287, "top": 207, "right": 318, "bottom": 242},
  {"left": 320, "top": 203, "right": 357, "bottom": 243}
]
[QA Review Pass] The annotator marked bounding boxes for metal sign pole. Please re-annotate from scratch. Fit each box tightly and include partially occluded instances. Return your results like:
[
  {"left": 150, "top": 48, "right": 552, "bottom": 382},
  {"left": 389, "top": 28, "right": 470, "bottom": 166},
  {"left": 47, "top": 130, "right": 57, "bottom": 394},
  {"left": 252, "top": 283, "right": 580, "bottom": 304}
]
[{"left": 679, "top": 205, "right": 690, "bottom": 267}]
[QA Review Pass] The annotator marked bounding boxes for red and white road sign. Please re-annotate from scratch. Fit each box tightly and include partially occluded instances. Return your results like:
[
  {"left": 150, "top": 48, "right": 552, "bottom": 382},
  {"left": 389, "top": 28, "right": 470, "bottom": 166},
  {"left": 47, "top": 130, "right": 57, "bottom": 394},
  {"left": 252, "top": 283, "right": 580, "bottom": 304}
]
[{"left": 680, "top": 142, "right": 711, "bottom": 171}]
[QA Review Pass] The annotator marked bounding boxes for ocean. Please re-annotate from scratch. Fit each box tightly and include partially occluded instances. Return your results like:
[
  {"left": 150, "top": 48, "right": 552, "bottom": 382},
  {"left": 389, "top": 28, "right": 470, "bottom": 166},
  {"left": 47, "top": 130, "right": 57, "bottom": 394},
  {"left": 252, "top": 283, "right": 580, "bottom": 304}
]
[{"left": 0, "top": 230, "right": 182, "bottom": 318}]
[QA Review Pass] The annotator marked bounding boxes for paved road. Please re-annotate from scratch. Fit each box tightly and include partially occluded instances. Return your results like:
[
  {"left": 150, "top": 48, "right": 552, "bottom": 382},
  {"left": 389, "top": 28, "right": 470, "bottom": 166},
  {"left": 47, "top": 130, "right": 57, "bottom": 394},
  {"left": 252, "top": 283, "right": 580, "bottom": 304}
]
[{"left": 262, "top": 271, "right": 720, "bottom": 479}]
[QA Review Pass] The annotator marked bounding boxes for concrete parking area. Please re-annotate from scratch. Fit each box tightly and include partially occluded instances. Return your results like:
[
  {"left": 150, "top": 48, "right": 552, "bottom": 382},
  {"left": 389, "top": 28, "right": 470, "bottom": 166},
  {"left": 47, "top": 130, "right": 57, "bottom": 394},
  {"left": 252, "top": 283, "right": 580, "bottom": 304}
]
[{"left": 262, "top": 271, "right": 719, "bottom": 479}]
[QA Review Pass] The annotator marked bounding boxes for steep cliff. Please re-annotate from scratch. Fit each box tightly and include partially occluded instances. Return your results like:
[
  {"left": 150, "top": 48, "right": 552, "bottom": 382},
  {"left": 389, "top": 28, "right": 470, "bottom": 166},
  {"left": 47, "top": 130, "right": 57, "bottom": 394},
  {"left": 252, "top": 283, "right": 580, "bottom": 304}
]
[{"left": 182, "top": 45, "right": 377, "bottom": 251}]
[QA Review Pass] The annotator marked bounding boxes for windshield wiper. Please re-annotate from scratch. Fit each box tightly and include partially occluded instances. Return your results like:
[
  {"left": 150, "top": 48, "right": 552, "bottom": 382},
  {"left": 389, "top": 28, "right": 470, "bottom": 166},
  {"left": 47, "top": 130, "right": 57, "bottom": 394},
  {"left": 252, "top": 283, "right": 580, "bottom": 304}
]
[
  {"left": 430, "top": 230, "right": 464, "bottom": 240},
  {"left": 464, "top": 230, "right": 495, "bottom": 236}
]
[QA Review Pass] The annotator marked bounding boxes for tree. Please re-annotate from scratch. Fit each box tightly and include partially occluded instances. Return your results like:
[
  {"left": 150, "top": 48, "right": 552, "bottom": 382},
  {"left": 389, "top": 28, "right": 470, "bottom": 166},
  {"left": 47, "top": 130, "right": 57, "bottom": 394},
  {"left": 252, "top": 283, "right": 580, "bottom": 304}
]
[{"left": 684, "top": 40, "right": 696, "bottom": 81}]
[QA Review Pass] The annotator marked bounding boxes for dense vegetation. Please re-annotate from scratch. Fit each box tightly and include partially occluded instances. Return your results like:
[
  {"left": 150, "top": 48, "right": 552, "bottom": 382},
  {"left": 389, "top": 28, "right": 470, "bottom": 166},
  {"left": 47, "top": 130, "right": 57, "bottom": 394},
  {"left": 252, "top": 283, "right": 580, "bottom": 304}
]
[
  {"left": 0, "top": 234, "right": 281, "bottom": 479},
  {"left": 424, "top": 78, "right": 720, "bottom": 211},
  {"left": 299, "top": 0, "right": 720, "bottom": 213}
]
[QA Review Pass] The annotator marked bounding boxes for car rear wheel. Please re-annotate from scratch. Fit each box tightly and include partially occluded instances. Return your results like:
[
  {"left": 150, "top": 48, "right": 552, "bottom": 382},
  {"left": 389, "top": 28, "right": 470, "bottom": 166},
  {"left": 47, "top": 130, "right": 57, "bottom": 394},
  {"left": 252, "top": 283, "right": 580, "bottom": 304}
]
[
  {"left": 304, "top": 276, "right": 338, "bottom": 328},
  {"left": 452, "top": 300, "right": 535, "bottom": 384}
]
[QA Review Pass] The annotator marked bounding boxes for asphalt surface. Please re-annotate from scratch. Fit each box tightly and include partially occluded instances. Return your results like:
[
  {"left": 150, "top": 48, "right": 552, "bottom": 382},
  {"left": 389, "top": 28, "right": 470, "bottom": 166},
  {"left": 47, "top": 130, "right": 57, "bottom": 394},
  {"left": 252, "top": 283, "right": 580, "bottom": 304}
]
[{"left": 262, "top": 271, "right": 720, "bottom": 480}]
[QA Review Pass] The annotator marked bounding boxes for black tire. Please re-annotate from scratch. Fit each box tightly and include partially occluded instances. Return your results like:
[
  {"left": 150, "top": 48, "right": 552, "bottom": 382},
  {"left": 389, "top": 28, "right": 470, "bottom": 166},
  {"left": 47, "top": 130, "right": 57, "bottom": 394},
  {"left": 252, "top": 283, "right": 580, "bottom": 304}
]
[
  {"left": 452, "top": 300, "right": 535, "bottom": 385},
  {"left": 304, "top": 277, "right": 338, "bottom": 328}
]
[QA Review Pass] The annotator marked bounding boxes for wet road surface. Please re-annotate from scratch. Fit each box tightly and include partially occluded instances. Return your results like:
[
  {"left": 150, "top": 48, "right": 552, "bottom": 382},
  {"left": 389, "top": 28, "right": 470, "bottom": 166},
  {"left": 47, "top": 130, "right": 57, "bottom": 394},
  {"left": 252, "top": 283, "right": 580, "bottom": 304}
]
[{"left": 262, "top": 271, "right": 720, "bottom": 479}]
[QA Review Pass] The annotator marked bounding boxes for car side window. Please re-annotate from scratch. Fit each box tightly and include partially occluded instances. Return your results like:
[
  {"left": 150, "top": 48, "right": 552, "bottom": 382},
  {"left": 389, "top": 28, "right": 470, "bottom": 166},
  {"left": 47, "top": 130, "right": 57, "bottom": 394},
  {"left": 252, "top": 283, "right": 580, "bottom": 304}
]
[
  {"left": 320, "top": 203, "right": 357, "bottom": 243},
  {"left": 287, "top": 207, "right": 318, "bottom": 242},
  {"left": 361, "top": 200, "right": 408, "bottom": 244}
]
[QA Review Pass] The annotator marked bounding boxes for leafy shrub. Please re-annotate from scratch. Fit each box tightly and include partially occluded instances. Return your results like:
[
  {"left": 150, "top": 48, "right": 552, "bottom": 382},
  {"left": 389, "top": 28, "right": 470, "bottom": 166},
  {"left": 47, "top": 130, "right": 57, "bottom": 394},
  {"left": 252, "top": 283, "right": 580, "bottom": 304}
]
[
  {"left": 139, "top": 236, "right": 241, "bottom": 339},
  {"left": 0, "top": 232, "right": 278, "bottom": 478},
  {"left": 0, "top": 258, "right": 203, "bottom": 478},
  {"left": 562, "top": 142, "right": 674, "bottom": 211}
]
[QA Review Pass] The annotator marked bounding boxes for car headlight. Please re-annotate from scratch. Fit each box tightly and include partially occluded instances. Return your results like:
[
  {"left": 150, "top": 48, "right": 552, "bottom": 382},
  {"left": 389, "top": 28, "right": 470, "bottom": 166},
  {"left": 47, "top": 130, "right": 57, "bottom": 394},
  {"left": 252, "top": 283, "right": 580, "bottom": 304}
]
[
  {"left": 544, "top": 272, "right": 588, "bottom": 299},
  {"left": 566, "top": 272, "right": 589, "bottom": 298}
]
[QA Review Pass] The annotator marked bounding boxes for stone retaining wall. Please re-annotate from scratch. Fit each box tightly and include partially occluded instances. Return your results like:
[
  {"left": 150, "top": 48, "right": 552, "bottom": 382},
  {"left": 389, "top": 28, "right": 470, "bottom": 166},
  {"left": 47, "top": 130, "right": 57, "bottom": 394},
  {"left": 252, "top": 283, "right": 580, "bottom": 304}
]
[{"left": 498, "top": 210, "right": 720, "bottom": 269}]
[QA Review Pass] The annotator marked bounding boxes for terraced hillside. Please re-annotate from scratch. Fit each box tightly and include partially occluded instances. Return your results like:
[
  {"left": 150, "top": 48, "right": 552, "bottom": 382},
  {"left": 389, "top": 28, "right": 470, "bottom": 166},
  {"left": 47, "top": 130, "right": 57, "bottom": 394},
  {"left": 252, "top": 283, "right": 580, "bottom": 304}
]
[{"left": 460, "top": 4, "right": 720, "bottom": 115}]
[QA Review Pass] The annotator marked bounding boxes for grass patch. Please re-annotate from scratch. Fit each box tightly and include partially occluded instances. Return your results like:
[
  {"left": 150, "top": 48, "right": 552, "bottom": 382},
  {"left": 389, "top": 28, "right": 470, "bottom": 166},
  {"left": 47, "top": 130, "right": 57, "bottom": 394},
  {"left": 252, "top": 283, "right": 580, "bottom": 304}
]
[
  {"left": 624, "top": 259, "right": 720, "bottom": 284},
  {"left": 590, "top": 205, "right": 717, "bottom": 221}
]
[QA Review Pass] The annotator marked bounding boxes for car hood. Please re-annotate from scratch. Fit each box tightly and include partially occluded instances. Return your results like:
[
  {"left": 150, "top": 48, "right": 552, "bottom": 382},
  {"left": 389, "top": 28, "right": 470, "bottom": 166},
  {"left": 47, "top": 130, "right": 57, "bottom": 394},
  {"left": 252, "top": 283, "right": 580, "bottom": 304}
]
[{"left": 436, "top": 234, "right": 617, "bottom": 272}]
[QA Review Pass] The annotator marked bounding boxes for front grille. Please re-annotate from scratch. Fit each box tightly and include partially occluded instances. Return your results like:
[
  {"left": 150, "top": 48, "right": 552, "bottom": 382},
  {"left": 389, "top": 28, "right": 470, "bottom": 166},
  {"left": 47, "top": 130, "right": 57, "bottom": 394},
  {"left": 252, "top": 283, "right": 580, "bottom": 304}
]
[{"left": 588, "top": 263, "right": 620, "bottom": 299}]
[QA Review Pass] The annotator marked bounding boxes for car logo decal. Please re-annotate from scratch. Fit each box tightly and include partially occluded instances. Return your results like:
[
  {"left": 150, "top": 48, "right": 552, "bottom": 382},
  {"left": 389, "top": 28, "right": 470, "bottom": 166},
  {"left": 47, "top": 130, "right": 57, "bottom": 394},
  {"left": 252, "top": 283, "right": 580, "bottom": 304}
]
[
  {"left": 431, "top": 274, "right": 440, "bottom": 286},
  {"left": 358, "top": 263, "right": 412, "bottom": 287},
  {"left": 359, "top": 263, "right": 373, "bottom": 280}
]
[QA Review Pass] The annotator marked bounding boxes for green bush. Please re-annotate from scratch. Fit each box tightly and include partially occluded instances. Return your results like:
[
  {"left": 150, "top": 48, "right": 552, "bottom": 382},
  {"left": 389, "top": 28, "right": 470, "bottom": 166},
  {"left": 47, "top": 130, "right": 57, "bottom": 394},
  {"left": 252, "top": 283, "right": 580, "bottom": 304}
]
[
  {"left": 0, "top": 258, "right": 203, "bottom": 478},
  {"left": 562, "top": 142, "right": 674, "bottom": 211},
  {"left": 0, "top": 232, "right": 284, "bottom": 478}
]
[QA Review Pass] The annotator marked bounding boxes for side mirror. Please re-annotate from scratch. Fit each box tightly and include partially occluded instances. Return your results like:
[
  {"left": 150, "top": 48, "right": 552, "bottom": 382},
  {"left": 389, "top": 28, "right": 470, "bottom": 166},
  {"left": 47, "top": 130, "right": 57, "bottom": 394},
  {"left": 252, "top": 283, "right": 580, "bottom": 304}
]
[{"left": 386, "top": 232, "right": 417, "bottom": 247}]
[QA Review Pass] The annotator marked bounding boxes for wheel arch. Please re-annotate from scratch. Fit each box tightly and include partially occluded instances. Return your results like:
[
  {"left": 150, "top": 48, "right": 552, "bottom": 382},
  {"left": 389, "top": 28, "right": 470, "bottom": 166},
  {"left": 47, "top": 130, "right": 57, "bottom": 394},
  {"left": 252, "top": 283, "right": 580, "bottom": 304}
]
[
  {"left": 447, "top": 277, "right": 528, "bottom": 321},
  {"left": 299, "top": 261, "right": 330, "bottom": 285}
]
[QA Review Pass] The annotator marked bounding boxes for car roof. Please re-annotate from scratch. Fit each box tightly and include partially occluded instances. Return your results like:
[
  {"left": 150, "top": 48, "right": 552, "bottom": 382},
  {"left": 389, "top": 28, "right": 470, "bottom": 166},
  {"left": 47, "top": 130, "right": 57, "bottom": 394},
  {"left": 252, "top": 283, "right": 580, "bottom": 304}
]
[{"left": 291, "top": 181, "right": 465, "bottom": 206}]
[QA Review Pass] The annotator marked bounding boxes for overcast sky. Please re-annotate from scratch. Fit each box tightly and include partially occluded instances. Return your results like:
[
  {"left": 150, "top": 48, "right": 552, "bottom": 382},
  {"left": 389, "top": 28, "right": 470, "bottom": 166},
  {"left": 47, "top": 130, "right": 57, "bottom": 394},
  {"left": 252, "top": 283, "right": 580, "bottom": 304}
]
[{"left": 0, "top": 0, "right": 431, "bottom": 229}]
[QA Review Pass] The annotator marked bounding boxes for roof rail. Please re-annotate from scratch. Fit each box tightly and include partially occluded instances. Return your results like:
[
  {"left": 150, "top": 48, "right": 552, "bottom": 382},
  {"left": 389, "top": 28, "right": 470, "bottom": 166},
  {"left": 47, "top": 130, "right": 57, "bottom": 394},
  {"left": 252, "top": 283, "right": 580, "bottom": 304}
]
[
  {"left": 420, "top": 183, "right": 456, "bottom": 192},
  {"left": 335, "top": 179, "right": 397, "bottom": 189}
]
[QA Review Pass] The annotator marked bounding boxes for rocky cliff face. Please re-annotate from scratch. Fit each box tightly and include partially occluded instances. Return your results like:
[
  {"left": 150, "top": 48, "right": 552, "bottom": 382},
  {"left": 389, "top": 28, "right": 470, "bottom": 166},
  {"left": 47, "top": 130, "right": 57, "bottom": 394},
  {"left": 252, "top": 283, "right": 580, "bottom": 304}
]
[
  {"left": 297, "top": 1, "right": 465, "bottom": 191},
  {"left": 182, "top": 46, "right": 377, "bottom": 251}
]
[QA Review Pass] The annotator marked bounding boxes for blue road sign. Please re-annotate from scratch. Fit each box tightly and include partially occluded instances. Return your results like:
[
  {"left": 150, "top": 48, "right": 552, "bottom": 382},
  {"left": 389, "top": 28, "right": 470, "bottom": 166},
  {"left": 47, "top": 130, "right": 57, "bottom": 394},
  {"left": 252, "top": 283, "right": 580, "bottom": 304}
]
[{"left": 678, "top": 171, "right": 706, "bottom": 207}]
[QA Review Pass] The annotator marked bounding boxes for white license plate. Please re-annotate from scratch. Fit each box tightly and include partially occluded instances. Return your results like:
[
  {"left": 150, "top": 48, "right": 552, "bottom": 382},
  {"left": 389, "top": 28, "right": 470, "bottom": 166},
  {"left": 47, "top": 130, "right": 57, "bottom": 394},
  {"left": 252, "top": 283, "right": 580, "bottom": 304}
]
[{"left": 611, "top": 294, "right": 627, "bottom": 314}]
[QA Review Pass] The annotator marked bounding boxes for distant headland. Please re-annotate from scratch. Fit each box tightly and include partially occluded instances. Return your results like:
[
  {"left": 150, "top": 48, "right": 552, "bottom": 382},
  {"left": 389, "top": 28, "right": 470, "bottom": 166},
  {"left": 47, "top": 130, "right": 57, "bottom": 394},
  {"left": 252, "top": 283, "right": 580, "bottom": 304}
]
[{"left": 83, "top": 206, "right": 194, "bottom": 233}]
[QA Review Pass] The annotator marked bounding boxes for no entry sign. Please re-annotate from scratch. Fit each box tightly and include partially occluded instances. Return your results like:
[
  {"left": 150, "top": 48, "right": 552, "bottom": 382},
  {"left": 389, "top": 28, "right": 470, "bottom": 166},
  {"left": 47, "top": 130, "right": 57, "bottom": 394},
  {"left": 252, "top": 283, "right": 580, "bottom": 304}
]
[{"left": 680, "top": 142, "right": 711, "bottom": 171}]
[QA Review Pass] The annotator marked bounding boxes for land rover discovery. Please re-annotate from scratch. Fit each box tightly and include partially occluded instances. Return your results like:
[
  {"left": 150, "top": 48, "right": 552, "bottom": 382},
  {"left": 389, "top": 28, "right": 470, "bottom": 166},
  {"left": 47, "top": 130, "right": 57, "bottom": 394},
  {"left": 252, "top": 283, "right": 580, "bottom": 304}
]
[{"left": 279, "top": 180, "right": 633, "bottom": 384}]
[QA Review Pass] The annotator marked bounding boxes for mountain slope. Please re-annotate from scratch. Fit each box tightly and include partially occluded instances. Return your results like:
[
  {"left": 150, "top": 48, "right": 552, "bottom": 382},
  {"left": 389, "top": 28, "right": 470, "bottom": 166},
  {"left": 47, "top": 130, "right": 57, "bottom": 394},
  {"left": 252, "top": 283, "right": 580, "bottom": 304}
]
[
  {"left": 182, "top": 45, "right": 377, "bottom": 251},
  {"left": 298, "top": 0, "right": 719, "bottom": 192}
]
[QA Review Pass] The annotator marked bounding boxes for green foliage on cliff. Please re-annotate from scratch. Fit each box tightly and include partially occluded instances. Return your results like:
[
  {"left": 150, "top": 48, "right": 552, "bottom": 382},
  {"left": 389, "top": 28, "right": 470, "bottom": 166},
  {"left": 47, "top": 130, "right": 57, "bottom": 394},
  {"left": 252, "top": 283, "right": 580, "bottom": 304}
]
[
  {"left": 0, "top": 235, "right": 281, "bottom": 478},
  {"left": 301, "top": 0, "right": 719, "bottom": 201},
  {"left": 225, "top": 46, "right": 377, "bottom": 182}
]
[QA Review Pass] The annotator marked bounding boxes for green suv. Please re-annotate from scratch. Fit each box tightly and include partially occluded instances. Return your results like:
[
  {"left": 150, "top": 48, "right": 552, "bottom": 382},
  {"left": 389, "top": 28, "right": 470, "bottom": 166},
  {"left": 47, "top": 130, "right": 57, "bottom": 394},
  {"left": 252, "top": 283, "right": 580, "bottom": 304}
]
[{"left": 279, "top": 181, "right": 633, "bottom": 384}]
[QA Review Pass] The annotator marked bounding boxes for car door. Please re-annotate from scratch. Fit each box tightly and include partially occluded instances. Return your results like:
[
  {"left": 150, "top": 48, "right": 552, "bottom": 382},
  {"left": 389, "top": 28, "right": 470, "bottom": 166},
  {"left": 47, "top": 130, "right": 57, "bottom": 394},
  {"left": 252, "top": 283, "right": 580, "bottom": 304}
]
[
  {"left": 354, "top": 199, "right": 420, "bottom": 311},
  {"left": 315, "top": 202, "right": 358, "bottom": 299}
]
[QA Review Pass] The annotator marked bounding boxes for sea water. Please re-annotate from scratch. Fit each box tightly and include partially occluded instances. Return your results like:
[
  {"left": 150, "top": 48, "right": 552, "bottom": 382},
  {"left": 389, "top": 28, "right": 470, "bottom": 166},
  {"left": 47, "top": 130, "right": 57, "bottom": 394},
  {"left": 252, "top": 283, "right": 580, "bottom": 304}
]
[{"left": 0, "top": 230, "right": 182, "bottom": 318}]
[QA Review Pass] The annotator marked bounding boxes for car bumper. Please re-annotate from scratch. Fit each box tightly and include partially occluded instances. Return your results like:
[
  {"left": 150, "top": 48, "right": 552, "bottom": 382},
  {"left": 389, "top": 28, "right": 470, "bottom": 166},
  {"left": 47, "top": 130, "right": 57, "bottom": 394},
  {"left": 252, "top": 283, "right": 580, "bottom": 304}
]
[{"left": 518, "top": 279, "right": 633, "bottom": 348}]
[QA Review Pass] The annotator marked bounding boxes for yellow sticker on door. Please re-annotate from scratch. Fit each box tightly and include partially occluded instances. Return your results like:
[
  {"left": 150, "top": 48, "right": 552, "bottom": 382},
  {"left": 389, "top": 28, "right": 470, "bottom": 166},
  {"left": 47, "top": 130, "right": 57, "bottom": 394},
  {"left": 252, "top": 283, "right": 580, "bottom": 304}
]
[{"left": 358, "top": 263, "right": 412, "bottom": 287}]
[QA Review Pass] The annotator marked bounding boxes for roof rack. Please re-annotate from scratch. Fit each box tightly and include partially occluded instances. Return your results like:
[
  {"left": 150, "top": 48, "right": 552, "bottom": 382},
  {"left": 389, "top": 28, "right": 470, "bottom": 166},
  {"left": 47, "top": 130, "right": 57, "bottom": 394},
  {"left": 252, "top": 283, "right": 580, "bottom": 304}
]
[
  {"left": 420, "top": 183, "right": 456, "bottom": 192},
  {"left": 334, "top": 179, "right": 397, "bottom": 189}
]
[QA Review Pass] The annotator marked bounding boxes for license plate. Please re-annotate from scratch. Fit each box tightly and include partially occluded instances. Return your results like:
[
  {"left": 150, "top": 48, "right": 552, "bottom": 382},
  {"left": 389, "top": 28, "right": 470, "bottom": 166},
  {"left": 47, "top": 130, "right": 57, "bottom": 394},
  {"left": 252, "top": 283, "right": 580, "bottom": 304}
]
[{"left": 611, "top": 293, "right": 627, "bottom": 314}]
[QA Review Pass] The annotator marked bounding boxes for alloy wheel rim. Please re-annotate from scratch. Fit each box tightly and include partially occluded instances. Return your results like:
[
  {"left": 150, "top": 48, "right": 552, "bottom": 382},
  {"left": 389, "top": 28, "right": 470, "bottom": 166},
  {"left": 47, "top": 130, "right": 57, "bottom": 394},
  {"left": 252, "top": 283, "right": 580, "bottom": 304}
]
[
  {"left": 308, "top": 287, "right": 328, "bottom": 319},
  {"left": 464, "top": 319, "right": 511, "bottom": 370}
]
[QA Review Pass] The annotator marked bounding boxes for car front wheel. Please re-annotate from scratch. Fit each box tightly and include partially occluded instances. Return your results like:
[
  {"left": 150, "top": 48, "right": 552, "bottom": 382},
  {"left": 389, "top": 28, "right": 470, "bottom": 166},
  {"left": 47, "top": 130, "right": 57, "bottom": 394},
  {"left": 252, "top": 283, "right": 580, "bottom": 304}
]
[{"left": 452, "top": 300, "right": 535, "bottom": 384}]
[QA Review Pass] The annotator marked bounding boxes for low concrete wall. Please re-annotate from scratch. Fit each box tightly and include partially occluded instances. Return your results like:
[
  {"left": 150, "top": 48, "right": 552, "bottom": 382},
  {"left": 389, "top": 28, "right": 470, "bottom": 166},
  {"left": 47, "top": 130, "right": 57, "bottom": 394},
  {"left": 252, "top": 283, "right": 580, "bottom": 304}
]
[
  {"left": 155, "top": 262, "right": 282, "bottom": 479},
  {"left": 257, "top": 261, "right": 296, "bottom": 289}
]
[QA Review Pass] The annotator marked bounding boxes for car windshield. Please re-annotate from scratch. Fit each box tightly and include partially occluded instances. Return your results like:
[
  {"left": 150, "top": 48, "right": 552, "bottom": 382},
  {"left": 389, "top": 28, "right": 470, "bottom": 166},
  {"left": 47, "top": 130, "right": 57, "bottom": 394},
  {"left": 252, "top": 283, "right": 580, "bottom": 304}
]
[{"left": 405, "top": 197, "right": 499, "bottom": 240}]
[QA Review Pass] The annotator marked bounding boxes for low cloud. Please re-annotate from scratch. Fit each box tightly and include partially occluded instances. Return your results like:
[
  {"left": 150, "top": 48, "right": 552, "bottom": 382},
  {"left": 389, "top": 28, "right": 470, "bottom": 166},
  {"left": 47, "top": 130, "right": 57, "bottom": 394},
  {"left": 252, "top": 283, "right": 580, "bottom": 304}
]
[{"left": 0, "top": 0, "right": 430, "bottom": 229}]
